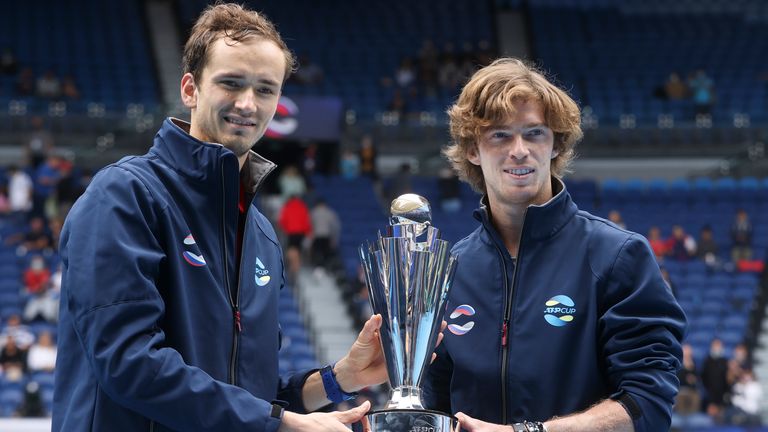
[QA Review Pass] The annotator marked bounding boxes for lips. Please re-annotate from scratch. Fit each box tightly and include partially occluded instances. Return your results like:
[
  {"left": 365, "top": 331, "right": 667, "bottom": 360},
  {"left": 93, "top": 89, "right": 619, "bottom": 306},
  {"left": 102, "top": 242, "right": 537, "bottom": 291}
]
[
  {"left": 223, "top": 115, "right": 256, "bottom": 127},
  {"left": 504, "top": 168, "right": 534, "bottom": 176}
]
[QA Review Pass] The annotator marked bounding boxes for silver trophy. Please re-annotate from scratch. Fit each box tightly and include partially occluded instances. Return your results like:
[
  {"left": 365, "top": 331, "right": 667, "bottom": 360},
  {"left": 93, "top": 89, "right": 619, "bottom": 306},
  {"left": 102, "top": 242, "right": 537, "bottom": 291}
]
[{"left": 359, "top": 194, "right": 459, "bottom": 432}]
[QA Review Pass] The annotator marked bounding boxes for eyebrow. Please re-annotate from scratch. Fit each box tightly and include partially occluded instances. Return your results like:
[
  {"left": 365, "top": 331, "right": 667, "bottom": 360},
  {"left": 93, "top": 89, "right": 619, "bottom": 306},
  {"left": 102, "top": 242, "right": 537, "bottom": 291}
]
[
  {"left": 214, "top": 73, "right": 280, "bottom": 88},
  {"left": 488, "top": 123, "right": 550, "bottom": 130}
]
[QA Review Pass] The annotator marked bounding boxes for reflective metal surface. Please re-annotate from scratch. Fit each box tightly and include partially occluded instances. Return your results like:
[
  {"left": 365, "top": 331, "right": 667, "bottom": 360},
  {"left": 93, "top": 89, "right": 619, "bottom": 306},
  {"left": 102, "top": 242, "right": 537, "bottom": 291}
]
[
  {"left": 368, "top": 409, "right": 459, "bottom": 432},
  {"left": 359, "top": 194, "right": 457, "bottom": 413}
]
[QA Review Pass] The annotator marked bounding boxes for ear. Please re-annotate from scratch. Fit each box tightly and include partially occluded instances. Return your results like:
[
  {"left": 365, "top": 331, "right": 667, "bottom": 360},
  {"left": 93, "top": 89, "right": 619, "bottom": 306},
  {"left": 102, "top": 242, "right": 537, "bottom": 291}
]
[
  {"left": 551, "top": 148, "right": 560, "bottom": 159},
  {"left": 467, "top": 144, "right": 481, "bottom": 166},
  {"left": 180, "top": 73, "right": 198, "bottom": 109}
]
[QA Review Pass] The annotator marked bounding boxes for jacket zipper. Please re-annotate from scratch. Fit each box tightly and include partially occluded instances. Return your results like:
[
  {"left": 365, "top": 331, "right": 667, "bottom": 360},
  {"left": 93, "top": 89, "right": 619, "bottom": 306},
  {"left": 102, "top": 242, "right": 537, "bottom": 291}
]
[
  {"left": 499, "top": 212, "right": 526, "bottom": 425},
  {"left": 221, "top": 165, "right": 241, "bottom": 386}
]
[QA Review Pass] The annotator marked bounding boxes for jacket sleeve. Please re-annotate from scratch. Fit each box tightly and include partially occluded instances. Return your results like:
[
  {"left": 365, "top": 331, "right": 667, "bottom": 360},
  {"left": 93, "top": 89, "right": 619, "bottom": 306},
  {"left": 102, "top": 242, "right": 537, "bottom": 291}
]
[
  {"left": 598, "top": 234, "right": 686, "bottom": 432},
  {"left": 61, "top": 167, "right": 284, "bottom": 431},
  {"left": 422, "top": 341, "right": 454, "bottom": 413}
]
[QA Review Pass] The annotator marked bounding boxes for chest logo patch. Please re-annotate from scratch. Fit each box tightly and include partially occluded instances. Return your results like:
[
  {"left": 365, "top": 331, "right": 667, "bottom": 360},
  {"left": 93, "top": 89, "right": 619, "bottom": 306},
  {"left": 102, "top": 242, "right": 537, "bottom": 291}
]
[
  {"left": 255, "top": 257, "right": 271, "bottom": 286},
  {"left": 447, "top": 304, "right": 475, "bottom": 335},
  {"left": 182, "top": 234, "right": 206, "bottom": 267},
  {"left": 544, "top": 295, "right": 576, "bottom": 327}
]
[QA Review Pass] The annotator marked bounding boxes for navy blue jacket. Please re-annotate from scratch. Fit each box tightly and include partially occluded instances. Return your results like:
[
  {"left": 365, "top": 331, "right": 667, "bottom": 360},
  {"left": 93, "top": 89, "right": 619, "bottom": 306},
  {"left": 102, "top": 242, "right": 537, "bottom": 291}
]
[
  {"left": 423, "top": 179, "right": 686, "bottom": 432},
  {"left": 53, "top": 119, "right": 310, "bottom": 431}
]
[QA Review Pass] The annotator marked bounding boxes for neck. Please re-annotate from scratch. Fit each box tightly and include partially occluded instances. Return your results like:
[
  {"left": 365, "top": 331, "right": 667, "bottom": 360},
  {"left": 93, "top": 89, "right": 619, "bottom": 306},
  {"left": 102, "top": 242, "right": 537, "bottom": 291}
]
[{"left": 487, "top": 197, "right": 527, "bottom": 257}]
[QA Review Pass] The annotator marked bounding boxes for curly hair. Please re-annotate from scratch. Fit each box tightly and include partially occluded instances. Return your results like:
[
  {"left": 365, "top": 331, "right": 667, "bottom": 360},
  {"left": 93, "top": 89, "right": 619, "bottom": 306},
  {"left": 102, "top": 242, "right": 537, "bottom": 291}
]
[
  {"left": 182, "top": 2, "right": 296, "bottom": 83},
  {"left": 443, "top": 58, "right": 583, "bottom": 193}
]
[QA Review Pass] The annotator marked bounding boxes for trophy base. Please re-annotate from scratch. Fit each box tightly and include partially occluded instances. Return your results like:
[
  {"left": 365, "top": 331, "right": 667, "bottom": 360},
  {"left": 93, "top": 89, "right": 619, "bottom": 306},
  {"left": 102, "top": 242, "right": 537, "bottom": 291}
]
[{"left": 367, "top": 408, "right": 459, "bottom": 432}]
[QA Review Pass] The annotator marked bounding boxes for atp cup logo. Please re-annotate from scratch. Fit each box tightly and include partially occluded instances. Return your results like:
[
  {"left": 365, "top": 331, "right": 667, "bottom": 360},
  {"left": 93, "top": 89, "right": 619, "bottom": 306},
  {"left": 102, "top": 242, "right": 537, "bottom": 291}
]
[
  {"left": 254, "top": 257, "right": 271, "bottom": 287},
  {"left": 544, "top": 295, "right": 576, "bottom": 327},
  {"left": 265, "top": 96, "right": 298, "bottom": 138},
  {"left": 447, "top": 304, "right": 475, "bottom": 336}
]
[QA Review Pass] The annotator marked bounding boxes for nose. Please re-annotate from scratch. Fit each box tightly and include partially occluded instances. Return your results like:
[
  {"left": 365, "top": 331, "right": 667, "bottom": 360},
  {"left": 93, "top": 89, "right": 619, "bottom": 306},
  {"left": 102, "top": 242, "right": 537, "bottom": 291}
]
[
  {"left": 233, "top": 88, "right": 257, "bottom": 114},
  {"left": 508, "top": 135, "right": 529, "bottom": 160}
]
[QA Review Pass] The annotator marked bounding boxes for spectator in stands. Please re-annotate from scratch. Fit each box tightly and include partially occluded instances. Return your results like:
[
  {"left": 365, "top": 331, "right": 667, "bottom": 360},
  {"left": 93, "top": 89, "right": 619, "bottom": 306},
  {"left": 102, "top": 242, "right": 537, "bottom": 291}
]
[
  {"left": 0, "top": 184, "right": 9, "bottom": 215},
  {"left": 607, "top": 209, "right": 626, "bottom": 229},
  {"left": 438, "top": 50, "right": 461, "bottom": 91},
  {"left": 61, "top": 75, "right": 80, "bottom": 100},
  {"left": 726, "top": 369, "right": 762, "bottom": 426},
  {"left": 25, "top": 116, "right": 54, "bottom": 169},
  {"left": 55, "top": 158, "right": 84, "bottom": 216},
  {"left": 417, "top": 40, "right": 439, "bottom": 91},
  {"left": 701, "top": 338, "right": 730, "bottom": 421},
  {"left": 647, "top": 226, "right": 668, "bottom": 259},
  {"left": 15, "top": 67, "right": 34, "bottom": 96},
  {"left": 340, "top": 149, "right": 360, "bottom": 179},
  {"left": 358, "top": 134, "right": 378, "bottom": 179},
  {"left": 426, "top": 57, "right": 685, "bottom": 432},
  {"left": 26, "top": 216, "right": 53, "bottom": 252},
  {"left": 437, "top": 166, "right": 462, "bottom": 213},
  {"left": 688, "top": 70, "right": 715, "bottom": 116},
  {"left": 662, "top": 72, "right": 688, "bottom": 100},
  {"left": 54, "top": 4, "right": 392, "bottom": 431},
  {"left": 277, "top": 164, "right": 307, "bottom": 203},
  {"left": 697, "top": 225, "right": 719, "bottom": 267},
  {"left": 294, "top": 54, "right": 324, "bottom": 86},
  {"left": 15, "top": 381, "right": 46, "bottom": 417},
  {"left": 395, "top": 58, "right": 416, "bottom": 88},
  {"left": 386, "top": 88, "right": 407, "bottom": 116},
  {"left": 23, "top": 259, "right": 59, "bottom": 324},
  {"left": 309, "top": 199, "right": 341, "bottom": 268},
  {"left": 26, "top": 330, "right": 56, "bottom": 373},
  {"left": 730, "top": 209, "right": 753, "bottom": 262},
  {"left": 33, "top": 154, "right": 63, "bottom": 219},
  {"left": 7, "top": 165, "right": 33, "bottom": 217},
  {"left": 675, "top": 344, "right": 701, "bottom": 416},
  {"left": 0, "top": 315, "right": 35, "bottom": 349},
  {"left": 0, "top": 335, "right": 27, "bottom": 382},
  {"left": 36, "top": 69, "right": 62, "bottom": 99},
  {"left": 0, "top": 47, "right": 18, "bottom": 75},
  {"left": 22, "top": 255, "right": 50, "bottom": 296},
  {"left": 727, "top": 343, "right": 751, "bottom": 387},
  {"left": 279, "top": 195, "right": 312, "bottom": 250},
  {"left": 668, "top": 225, "right": 697, "bottom": 261}
]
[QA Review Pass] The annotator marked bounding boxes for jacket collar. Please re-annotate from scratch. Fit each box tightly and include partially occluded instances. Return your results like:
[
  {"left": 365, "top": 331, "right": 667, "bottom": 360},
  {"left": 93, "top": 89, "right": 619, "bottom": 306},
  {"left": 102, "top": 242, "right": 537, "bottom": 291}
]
[
  {"left": 151, "top": 118, "right": 276, "bottom": 192},
  {"left": 474, "top": 177, "right": 578, "bottom": 242}
]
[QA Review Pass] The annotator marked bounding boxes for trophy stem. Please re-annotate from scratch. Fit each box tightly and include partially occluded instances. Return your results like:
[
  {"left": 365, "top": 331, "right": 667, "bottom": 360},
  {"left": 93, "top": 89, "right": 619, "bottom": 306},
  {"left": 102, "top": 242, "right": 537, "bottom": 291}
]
[{"left": 386, "top": 385, "right": 425, "bottom": 410}]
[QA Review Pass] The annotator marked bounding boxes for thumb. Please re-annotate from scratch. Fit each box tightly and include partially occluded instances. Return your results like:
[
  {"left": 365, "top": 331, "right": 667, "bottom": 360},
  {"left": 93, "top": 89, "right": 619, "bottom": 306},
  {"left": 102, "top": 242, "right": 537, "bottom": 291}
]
[
  {"left": 358, "top": 315, "right": 382, "bottom": 343},
  {"left": 334, "top": 400, "right": 371, "bottom": 424},
  {"left": 456, "top": 412, "right": 481, "bottom": 431}
]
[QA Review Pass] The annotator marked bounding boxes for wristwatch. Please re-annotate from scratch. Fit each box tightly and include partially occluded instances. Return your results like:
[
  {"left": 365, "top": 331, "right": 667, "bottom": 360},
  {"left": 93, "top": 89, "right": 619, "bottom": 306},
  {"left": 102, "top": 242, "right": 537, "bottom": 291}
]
[
  {"left": 511, "top": 421, "right": 547, "bottom": 432},
  {"left": 320, "top": 364, "right": 358, "bottom": 403}
]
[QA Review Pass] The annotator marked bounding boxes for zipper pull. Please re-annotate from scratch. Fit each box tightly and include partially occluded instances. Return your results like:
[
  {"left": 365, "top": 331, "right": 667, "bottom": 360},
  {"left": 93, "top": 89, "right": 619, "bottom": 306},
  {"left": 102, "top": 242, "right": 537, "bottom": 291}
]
[
  {"left": 234, "top": 308, "right": 243, "bottom": 333},
  {"left": 501, "top": 320, "right": 509, "bottom": 347}
]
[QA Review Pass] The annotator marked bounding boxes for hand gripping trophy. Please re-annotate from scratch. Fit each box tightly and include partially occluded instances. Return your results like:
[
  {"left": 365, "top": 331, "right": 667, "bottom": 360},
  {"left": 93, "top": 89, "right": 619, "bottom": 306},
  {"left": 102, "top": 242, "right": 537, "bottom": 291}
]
[{"left": 359, "top": 194, "right": 459, "bottom": 432}]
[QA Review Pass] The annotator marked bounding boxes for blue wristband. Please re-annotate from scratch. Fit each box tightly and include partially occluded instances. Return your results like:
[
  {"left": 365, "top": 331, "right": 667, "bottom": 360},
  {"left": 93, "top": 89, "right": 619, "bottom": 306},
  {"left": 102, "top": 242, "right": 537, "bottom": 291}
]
[{"left": 320, "top": 364, "right": 358, "bottom": 403}]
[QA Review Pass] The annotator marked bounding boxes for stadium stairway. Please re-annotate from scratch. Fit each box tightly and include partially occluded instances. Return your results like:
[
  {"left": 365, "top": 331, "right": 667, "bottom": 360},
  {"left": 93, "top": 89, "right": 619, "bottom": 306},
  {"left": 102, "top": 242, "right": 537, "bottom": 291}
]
[{"left": 295, "top": 267, "right": 357, "bottom": 365}]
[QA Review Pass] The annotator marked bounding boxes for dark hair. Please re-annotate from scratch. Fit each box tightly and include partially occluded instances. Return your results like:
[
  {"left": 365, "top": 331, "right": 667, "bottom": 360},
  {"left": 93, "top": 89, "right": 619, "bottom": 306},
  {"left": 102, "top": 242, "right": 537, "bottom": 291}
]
[{"left": 182, "top": 2, "right": 296, "bottom": 83}]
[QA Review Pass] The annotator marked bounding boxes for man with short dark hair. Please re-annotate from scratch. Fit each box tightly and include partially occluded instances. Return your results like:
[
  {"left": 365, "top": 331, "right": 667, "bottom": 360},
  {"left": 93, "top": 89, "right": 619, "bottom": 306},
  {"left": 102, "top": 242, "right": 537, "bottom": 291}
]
[{"left": 54, "top": 4, "right": 390, "bottom": 431}]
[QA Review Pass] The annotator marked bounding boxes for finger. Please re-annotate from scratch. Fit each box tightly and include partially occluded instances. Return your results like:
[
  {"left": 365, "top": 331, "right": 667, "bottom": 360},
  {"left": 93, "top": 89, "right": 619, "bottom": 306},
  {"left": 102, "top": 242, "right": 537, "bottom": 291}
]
[
  {"left": 334, "top": 401, "right": 371, "bottom": 424},
  {"left": 455, "top": 412, "right": 481, "bottom": 431},
  {"left": 360, "top": 411, "right": 372, "bottom": 432},
  {"left": 431, "top": 352, "right": 437, "bottom": 364},
  {"left": 441, "top": 320, "right": 447, "bottom": 331},
  {"left": 436, "top": 331, "right": 444, "bottom": 347}
]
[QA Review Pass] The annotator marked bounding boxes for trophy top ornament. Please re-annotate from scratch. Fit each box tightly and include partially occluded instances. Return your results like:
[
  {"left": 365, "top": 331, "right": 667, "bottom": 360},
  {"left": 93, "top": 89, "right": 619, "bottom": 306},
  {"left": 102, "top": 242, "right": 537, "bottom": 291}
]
[{"left": 390, "top": 193, "right": 432, "bottom": 226}]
